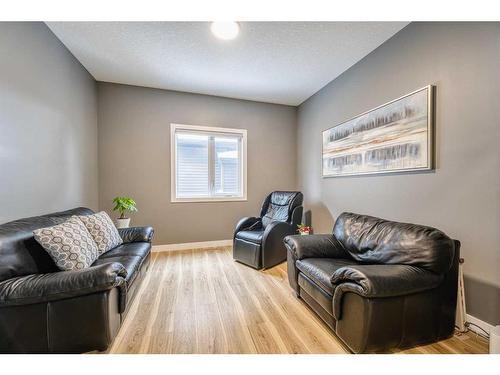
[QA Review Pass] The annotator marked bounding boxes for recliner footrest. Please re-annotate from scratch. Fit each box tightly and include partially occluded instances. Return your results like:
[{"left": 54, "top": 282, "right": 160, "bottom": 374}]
[{"left": 233, "top": 238, "right": 262, "bottom": 269}]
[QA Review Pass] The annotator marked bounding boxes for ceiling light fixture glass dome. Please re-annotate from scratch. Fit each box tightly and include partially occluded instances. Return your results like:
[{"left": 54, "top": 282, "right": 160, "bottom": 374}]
[{"left": 210, "top": 22, "right": 240, "bottom": 40}]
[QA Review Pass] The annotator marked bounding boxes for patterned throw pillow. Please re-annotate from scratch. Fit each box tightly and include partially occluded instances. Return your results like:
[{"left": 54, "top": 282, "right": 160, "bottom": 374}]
[
  {"left": 33, "top": 217, "right": 100, "bottom": 271},
  {"left": 77, "top": 211, "right": 123, "bottom": 255}
]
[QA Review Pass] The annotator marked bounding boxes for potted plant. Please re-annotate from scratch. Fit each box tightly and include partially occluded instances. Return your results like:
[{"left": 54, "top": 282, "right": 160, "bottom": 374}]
[
  {"left": 112, "top": 196, "right": 138, "bottom": 228},
  {"left": 297, "top": 223, "right": 311, "bottom": 235}
]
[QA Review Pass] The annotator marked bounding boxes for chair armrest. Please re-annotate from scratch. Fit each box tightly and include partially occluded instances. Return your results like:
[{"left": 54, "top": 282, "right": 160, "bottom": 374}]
[
  {"left": 261, "top": 221, "right": 296, "bottom": 268},
  {"left": 0, "top": 263, "right": 127, "bottom": 307},
  {"left": 262, "top": 221, "right": 296, "bottom": 247},
  {"left": 234, "top": 217, "right": 261, "bottom": 236},
  {"left": 118, "top": 226, "right": 154, "bottom": 243},
  {"left": 283, "top": 234, "right": 349, "bottom": 260},
  {"left": 331, "top": 264, "right": 443, "bottom": 320},
  {"left": 290, "top": 205, "right": 303, "bottom": 228}
]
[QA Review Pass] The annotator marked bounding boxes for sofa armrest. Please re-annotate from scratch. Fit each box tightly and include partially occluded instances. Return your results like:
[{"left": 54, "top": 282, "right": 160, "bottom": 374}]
[
  {"left": 331, "top": 264, "right": 443, "bottom": 320},
  {"left": 283, "top": 234, "right": 349, "bottom": 260},
  {"left": 234, "top": 217, "right": 261, "bottom": 237},
  {"left": 0, "top": 263, "right": 127, "bottom": 307},
  {"left": 118, "top": 226, "right": 154, "bottom": 243}
]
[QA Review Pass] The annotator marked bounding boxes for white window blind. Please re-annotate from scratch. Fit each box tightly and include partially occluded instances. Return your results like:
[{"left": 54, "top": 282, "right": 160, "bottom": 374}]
[
  {"left": 171, "top": 124, "right": 247, "bottom": 202},
  {"left": 176, "top": 133, "right": 210, "bottom": 198}
]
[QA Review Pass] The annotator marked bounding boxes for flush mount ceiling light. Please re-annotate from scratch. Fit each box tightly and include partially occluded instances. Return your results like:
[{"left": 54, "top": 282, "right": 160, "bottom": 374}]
[{"left": 210, "top": 22, "right": 240, "bottom": 40}]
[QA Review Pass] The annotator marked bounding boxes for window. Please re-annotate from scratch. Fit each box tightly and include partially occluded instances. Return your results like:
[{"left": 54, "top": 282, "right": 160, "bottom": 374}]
[{"left": 171, "top": 124, "right": 247, "bottom": 202}]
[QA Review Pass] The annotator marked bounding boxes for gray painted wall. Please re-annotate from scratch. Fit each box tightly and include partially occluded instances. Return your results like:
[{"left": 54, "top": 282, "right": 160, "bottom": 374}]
[
  {"left": 97, "top": 82, "right": 297, "bottom": 245},
  {"left": 0, "top": 22, "right": 98, "bottom": 223},
  {"left": 297, "top": 22, "right": 500, "bottom": 325}
]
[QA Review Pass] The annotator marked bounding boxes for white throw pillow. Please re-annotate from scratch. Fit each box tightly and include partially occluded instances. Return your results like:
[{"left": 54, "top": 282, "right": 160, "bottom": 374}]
[
  {"left": 77, "top": 211, "right": 123, "bottom": 255},
  {"left": 33, "top": 217, "right": 100, "bottom": 271}
]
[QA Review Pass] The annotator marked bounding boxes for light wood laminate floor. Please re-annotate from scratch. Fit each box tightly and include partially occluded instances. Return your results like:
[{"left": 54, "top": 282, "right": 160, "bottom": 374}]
[{"left": 108, "top": 247, "right": 488, "bottom": 354}]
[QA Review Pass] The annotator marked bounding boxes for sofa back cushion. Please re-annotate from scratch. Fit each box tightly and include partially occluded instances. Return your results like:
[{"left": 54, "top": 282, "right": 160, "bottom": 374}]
[
  {"left": 260, "top": 191, "right": 303, "bottom": 229},
  {"left": 332, "top": 212, "right": 455, "bottom": 274},
  {"left": 0, "top": 207, "right": 94, "bottom": 282}
]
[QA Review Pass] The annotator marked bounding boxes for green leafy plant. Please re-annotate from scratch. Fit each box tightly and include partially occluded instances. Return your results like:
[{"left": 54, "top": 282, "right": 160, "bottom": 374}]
[{"left": 112, "top": 196, "right": 138, "bottom": 219}]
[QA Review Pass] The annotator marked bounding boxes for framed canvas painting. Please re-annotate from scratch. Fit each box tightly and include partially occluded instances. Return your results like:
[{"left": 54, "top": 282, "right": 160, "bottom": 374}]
[{"left": 322, "top": 85, "right": 435, "bottom": 177}]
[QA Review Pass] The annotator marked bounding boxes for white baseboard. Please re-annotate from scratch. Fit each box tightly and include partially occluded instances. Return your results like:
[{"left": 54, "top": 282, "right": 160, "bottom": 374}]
[
  {"left": 466, "top": 313, "right": 495, "bottom": 336},
  {"left": 152, "top": 239, "right": 232, "bottom": 252}
]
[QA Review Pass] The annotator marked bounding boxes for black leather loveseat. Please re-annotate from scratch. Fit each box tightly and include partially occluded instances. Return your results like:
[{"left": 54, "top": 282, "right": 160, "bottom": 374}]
[
  {"left": 284, "top": 212, "right": 459, "bottom": 353},
  {"left": 0, "top": 207, "right": 153, "bottom": 353}
]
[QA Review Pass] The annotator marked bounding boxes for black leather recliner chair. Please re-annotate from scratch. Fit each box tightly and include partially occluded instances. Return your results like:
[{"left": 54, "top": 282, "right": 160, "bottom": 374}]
[
  {"left": 0, "top": 207, "right": 153, "bottom": 353},
  {"left": 233, "top": 191, "right": 303, "bottom": 270},
  {"left": 284, "top": 212, "right": 459, "bottom": 353}
]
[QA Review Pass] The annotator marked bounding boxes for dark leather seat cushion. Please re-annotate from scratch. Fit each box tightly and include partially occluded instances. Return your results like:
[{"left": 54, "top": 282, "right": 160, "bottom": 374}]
[
  {"left": 92, "top": 255, "right": 143, "bottom": 284},
  {"left": 235, "top": 230, "right": 264, "bottom": 244},
  {"left": 296, "top": 258, "right": 358, "bottom": 295},
  {"left": 99, "top": 242, "right": 150, "bottom": 259}
]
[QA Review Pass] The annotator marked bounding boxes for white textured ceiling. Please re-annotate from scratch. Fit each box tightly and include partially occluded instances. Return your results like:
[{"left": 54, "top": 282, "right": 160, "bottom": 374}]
[{"left": 46, "top": 22, "right": 408, "bottom": 105}]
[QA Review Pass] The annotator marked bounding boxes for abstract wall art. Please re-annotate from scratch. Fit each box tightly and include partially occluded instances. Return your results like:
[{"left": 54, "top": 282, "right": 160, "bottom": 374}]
[{"left": 322, "top": 85, "right": 435, "bottom": 177}]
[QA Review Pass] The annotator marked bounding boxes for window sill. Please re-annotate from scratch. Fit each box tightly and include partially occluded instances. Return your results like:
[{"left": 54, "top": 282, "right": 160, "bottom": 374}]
[{"left": 171, "top": 196, "right": 247, "bottom": 203}]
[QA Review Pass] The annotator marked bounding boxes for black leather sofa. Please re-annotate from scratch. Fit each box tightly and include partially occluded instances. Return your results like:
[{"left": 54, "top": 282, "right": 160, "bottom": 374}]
[
  {"left": 233, "top": 191, "right": 303, "bottom": 269},
  {"left": 0, "top": 207, "right": 153, "bottom": 353},
  {"left": 284, "top": 212, "right": 459, "bottom": 353}
]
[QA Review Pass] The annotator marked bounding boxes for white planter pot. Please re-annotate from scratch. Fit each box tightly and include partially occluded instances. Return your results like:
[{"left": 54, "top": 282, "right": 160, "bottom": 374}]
[
  {"left": 116, "top": 218, "right": 131, "bottom": 229},
  {"left": 300, "top": 232, "right": 310, "bottom": 236}
]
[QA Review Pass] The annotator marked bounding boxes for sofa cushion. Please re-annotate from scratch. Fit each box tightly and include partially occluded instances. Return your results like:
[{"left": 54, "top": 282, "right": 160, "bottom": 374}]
[
  {"left": 99, "top": 242, "right": 151, "bottom": 260},
  {"left": 298, "top": 272, "right": 334, "bottom": 315},
  {"left": 92, "top": 255, "right": 143, "bottom": 284},
  {"left": 296, "top": 258, "right": 358, "bottom": 295},
  {"left": 33, "top": 217, "right": 99, "bottom": 271},
  {"left": 333, "top": 212, "right": 455, "bottom": 274},
  {"left": 77, "top": 211, "right": 122, "bottom": 255},
  {"left": 235, "top": 230, "right": 264, "bottom": 244}
]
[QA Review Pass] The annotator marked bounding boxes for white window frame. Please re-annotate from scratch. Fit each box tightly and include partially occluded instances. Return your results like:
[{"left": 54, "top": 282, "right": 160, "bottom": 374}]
[{"left": 170, "top": 123, "right": 247, "bottom": 203}]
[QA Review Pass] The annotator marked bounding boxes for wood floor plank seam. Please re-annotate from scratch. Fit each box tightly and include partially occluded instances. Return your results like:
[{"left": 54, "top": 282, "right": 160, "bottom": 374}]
[
  {"left": 148, "top": 251, "right": 182, "bottom": 352},
  {"left": 139, "top": 251, "right": 173, "bottom": 353},
  {"left": 205, "top": 248, "right": 256, "bottom": 353},
  {"left": 201, "top": 249, "right": 230, "bottom": 353},
  {"left": 167, "top": 250, "right": 189, "bottom": 352},
  {"left": 223, "top": 252, "right": 314, "bottom": 354},
  {"left": 210, "top": 248, "right": 260, "bottom": 353},
  {"left": 193, "top": 249, "right": 224, "bottom": 353},
  {"left": 214, "top": 250, "right": 291, "bottom": 353}
]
